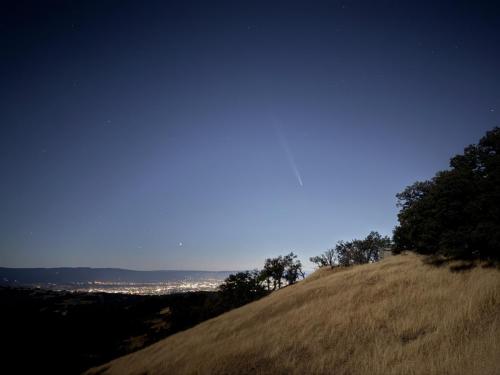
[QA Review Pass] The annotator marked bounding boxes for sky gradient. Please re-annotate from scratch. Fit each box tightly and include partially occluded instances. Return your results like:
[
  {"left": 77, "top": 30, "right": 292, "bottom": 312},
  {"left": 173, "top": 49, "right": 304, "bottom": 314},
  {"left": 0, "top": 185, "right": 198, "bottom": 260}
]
[{"left": 1, "top": 0, "right": 499, "bottom": 270}]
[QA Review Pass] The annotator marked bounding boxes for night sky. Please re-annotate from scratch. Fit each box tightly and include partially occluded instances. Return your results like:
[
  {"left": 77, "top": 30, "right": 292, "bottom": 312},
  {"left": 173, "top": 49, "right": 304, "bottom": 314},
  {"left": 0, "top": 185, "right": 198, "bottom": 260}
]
[{"left": 1, "top": 0, "right": 499, "bottom": 270}]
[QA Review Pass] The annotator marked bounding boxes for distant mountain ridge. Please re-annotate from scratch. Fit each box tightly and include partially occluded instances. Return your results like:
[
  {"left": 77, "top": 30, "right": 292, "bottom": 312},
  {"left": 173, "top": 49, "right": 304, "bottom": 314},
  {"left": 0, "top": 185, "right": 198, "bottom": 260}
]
[{"left": 0, "top": 267, "right": 234, "bottom": 285}]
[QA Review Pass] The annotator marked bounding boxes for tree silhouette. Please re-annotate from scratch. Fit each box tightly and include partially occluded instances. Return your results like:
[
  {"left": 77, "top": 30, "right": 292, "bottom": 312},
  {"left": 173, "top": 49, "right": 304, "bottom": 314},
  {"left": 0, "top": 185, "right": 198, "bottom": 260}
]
[
  {"left": 283, "top": 252, "right": 305, "bottom": 285},
  {"left": 394, "top": 127, "right": 500, "bottom": 260},
  {"left": 310, "top": 232, "right": 391, "bottom": 268},
  {"left": 309, "top": 249, "right": 336, "bottom": 268},
  {"left": 219, "top": 270, "right": 267, "bottom": 306}
]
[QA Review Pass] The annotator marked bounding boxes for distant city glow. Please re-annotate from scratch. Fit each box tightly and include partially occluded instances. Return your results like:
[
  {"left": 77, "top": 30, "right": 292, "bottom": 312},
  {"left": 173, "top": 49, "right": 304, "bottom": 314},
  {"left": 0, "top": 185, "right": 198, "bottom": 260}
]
[{"left": 32, "top": 279, "right": 225, "bottom": 295}]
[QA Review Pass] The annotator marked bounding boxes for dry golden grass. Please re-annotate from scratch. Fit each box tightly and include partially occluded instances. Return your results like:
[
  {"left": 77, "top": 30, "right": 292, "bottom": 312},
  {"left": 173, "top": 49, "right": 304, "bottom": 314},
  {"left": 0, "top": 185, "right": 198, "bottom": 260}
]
[{"left": 86, "top": 253, "right": 500, "bottom": 375}]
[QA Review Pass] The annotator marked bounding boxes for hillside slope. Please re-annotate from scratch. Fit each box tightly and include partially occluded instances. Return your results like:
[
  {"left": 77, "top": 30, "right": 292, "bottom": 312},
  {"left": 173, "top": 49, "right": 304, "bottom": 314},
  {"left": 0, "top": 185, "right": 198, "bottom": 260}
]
[{"left": 87, "top": 254, "right": 500, "bottom": 375}]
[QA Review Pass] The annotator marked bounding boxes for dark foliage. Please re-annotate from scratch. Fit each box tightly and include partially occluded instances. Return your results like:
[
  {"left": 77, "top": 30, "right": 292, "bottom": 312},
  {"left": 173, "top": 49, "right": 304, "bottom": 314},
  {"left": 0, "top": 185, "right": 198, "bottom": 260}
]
[
  {"left": 336, "top": 231, "right": 392, "bottom": 266},
  {"left": 218, "top": 270, "right": 268, "bottom": 307},
  {"left": 0, "top": 287, "right": 246, "bottom": 375},
  {"left": 283, "top": 252, "right": 305, "bottom": 285},
  {"left": 394, "top": 127, "right": 500, "bottom": 260},
  {"left": 259, "top": 252, "right": 305, "bottom": 290},
  {"left": 262, "top": 255, "right": 287, "bottom": 290},
  {"left": 310, "top": 249, "right": 336, "bottom": 269},
  {"left": 310, "top": 231, "right": 391, "bottom": 268},
  {"left": 219, "top": 252, "right": 305, "bottom": 307}
]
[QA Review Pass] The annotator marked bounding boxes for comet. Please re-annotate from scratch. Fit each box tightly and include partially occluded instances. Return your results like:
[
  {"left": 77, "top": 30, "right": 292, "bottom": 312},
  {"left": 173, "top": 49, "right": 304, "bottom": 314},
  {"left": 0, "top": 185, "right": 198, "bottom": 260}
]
[{"left": 274, "top": 123, "right": 303, "bottom": 187}]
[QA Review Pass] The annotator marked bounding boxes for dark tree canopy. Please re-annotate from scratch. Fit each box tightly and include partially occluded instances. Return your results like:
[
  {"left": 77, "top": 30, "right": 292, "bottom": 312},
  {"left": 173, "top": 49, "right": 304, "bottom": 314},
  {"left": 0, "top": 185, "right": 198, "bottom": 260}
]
[
  {"left": 309, "top": 249, "right": 336, "bottom": 269},
  {"left": 310, "top": 231, "right": 391, "bottom": 268},
  {"left": 261, "top": 252, "right": 305, "bottom": 290},
  {"left": 218, "top": 270, "right": 267, "bottom": 307},
  {"left": 219, "top": 252, "right": 305, "bottom": 308},
  {"left": 263, "top": 255, "right": 286, "bottom": 290},
  {"left": 283, "top": 252, "right": 305, "bottom": 285},
  {"left": 335, "top": 231, "right": 391, "bottom": 266},
  {"left": 394, "top": 127, "right": 500, "bottom": 260}
]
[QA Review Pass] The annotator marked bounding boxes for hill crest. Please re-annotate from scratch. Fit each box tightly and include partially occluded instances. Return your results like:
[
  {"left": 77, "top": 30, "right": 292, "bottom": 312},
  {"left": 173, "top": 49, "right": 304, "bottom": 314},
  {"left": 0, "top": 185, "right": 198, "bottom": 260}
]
[{"left": 87, "top": 253, "right": 500, "bottom": 375}]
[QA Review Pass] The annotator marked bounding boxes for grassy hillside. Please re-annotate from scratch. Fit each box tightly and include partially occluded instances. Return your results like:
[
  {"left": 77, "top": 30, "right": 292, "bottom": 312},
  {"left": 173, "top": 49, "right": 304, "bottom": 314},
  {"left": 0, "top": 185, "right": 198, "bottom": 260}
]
[{"left": 87, "top": 254, "right": 500, "bottom": 375}]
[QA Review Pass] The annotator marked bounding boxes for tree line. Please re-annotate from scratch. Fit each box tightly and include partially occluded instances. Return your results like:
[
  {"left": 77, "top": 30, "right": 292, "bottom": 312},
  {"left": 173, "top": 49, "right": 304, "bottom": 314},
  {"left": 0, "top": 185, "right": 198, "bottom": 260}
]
[
  {"left": 309, "top": 231, "right": 391, "bottom": 268},
  {"left": 219, "top": 231, "right": 391, "bottom": 306}
]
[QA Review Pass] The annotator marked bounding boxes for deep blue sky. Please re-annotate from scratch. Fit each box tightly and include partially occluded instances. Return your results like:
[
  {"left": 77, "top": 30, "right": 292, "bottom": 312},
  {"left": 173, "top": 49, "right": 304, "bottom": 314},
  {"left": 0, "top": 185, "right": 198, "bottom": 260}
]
[{"left": 1, "top": 0, "right": 499, "bottom": 270}]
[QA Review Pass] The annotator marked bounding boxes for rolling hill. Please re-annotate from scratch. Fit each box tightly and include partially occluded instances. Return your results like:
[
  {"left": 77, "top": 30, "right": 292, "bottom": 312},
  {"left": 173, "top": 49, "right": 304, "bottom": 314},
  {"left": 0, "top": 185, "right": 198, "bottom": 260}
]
[{"left": 86, "top": 253, "right": 500, "bottom": 375}]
